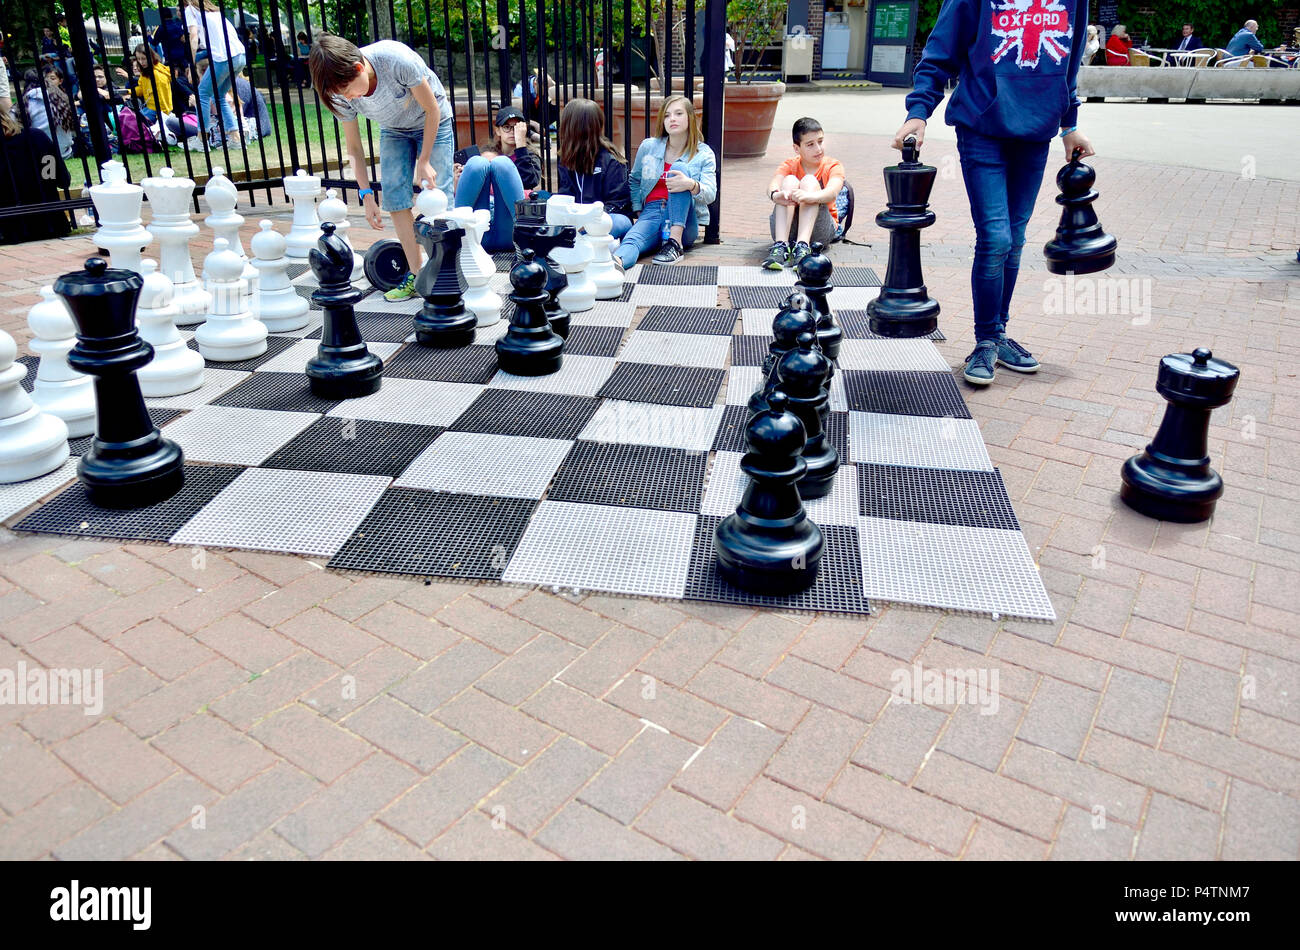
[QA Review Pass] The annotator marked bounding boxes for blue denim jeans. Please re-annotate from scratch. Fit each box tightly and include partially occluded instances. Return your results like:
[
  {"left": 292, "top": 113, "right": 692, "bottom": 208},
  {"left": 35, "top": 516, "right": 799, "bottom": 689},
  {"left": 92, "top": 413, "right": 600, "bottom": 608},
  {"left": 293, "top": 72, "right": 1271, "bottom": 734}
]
[
  {"left": 379, "top": 116, "right": 456, "bottom": 211},
  {"left": 609, "top": 213, "right": 633, "bottom": 240},
  {"left": 616, "top": 193, "right": 696, "bottom": 268},
  {"left": 196, "top": 53, "right": 245, "bottom": 136},
  {"left": 454, "top": 154, "right": 526, "bottom": 252},
  {"left": 955, "top": 125, "right": 1051, "bottom": 342}
]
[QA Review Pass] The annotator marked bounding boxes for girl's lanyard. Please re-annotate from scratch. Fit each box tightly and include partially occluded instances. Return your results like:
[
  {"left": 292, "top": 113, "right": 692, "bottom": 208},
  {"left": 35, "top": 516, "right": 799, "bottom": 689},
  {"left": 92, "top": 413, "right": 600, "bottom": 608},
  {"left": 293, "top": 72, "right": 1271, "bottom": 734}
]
[{"left": 575, "top": 172, "right": 586, "bottom": 202}]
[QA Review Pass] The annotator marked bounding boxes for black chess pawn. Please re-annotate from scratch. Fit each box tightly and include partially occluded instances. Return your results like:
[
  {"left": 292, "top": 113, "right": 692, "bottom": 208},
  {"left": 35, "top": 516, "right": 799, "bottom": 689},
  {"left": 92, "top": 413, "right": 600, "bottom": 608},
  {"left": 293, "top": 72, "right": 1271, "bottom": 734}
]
[
  {"left": 512, "top": 215, "right": 575, "bottom": 339},
  {"left": 795, "top": 243, "right": 842, "bottom": 360},
  {"left": 413, "top": 217, "right": 477, "bottom": 348},
  {"left": 750, "top": 293, "right": 818, "bottom": 417},
  {"left": 777, "top": 333, "right": 838, "bottom": 499},
  {"left": 495, "top": 250, "right": 564, "bottom": 377},
  {"left": 53, "top": 258, "right": 184, "bottom": 509},
  {"left": 867, "top": 135, "right": 941, "bottom": 338},
  {"left": 307, "top": 222, "right": 383, "bottom": 398},
  {"left": 1120, "top": 348, "right": 1239, "bottom": 523},
  {"left": 1044, "top": 147, "right": 1118, "bottom": 275},
  {"left": 715, "top": 390, "right": 823, "bottom": 595}
]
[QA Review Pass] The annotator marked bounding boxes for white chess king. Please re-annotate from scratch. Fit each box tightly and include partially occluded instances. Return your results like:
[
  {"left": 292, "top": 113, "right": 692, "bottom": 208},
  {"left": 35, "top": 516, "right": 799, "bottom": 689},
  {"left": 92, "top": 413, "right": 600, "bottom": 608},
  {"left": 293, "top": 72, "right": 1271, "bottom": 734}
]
[
  {"left": 90, "top": 160, "right": 152, "bottom": 275},
  {"left": 142, "top": 167, "right": 211, "bottom": 323}
]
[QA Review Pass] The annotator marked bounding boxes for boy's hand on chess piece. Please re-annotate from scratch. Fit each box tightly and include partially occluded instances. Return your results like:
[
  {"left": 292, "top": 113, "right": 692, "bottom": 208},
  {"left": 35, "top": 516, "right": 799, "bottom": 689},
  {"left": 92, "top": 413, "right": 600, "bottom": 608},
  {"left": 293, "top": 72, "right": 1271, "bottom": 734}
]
[
  {"left": 416, "top": 160, "right": 437, "bottom": 190},
  {"left": 363, "top": 192, "right": 382, "bottom": 230},
  {"left": 1062, "top": 129, "right": 1095, "bottom": 160},
  {"left": 892, "top": 117, "right": 926, "bottom": 151}
]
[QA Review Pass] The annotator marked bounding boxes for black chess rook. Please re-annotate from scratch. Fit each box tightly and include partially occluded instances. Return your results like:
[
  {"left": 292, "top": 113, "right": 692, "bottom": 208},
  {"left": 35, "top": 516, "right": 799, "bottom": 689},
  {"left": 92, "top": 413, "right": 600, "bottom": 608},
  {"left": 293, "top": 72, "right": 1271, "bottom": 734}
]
[
  {"left": 495, "top": 250, "right": 564, "bottom": 376},
  {"left": 714, "top": 390, "right": 824, "bottom": 595},
  {"left": 795, "top": 243, "right": 842, "bottom": 360},
  {"left": 867, "top": 135, "right": 941, "bottom": 338},
  {"left": 1044, "top": 147, "right": 1118, "bottom": 275},
  {"left": 414, "top": 217, "right": 478, "bottom": 348},
  {"left": 1121, "top": 347, "right": 1239, "bottom": 524},
  {"left": 513, "top": 201, "right": 575, "bottom": 339},
  {"left": 777, "top": 333, "right": 838, "bottom": 499},
  {"left": 53, "top": 258, "right": 185, "bottom": 509},
  {"left": 307, "top": 222, "right": 384, "bottom": 399}
]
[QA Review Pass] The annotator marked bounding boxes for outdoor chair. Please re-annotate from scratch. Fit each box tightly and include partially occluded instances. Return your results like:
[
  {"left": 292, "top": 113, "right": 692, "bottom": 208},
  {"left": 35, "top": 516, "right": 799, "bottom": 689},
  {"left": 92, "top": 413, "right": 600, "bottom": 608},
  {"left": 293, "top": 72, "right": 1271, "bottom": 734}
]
[
  {"left": 1128, "top": 48, "right": 1165, "bottom": 67},
  {"left": 1171, "top": 48, "right": 1217, "bottom": 67},
  {"left": 1214, "top": 50, "right": 1260, "bottom": 68}
]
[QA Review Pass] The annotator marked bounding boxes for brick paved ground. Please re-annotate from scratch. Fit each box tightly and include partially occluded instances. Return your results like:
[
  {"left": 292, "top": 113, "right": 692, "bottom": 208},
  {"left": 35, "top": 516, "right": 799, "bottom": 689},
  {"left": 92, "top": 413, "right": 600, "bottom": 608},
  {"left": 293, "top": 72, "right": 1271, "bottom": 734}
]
[{"left": 0, "top": 108, "right": 1296, "bottom": 861}]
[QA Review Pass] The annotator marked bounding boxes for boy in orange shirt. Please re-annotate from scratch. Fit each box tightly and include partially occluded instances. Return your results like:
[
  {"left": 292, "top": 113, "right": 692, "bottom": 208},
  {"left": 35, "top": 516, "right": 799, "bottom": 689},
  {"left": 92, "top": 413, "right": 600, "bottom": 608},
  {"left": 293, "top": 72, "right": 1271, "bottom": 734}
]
[{"left": 763, "top": 117, "right": 845, "bottom": 270}]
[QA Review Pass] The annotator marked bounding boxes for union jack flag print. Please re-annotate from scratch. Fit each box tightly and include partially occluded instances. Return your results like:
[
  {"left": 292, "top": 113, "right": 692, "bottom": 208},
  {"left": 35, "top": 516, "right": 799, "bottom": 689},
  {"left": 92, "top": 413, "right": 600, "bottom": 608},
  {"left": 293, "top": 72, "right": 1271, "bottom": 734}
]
[{"left": 990, "top": 0, "right": 1072, "bottom": 67}]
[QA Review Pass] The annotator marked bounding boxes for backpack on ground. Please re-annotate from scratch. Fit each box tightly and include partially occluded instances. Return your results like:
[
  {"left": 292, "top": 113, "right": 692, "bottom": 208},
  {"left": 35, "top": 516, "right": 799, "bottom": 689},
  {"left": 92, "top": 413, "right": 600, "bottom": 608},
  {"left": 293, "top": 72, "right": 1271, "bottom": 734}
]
[{"left": 832, "top": 181, "right": 854, "bottom": 242}]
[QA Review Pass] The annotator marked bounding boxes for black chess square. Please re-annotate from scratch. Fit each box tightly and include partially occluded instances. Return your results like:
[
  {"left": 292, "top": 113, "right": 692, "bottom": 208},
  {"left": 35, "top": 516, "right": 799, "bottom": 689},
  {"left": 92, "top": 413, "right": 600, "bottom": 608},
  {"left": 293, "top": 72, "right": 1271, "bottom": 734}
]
[
  {"left": 731, "top": 335, "right": 772, "bottom": 367},
  {"left": 712, "top": 405, "right": 751, "bottom": 453},
  {"left": 840, "top": 370, "right": 971, "bottom": 419},
  {"left": 65, "top": 408, "right": 185, "bottom": 458},
  {"left": 858, "top": 464, "right": 1019, "bottom": 530},
  {"left": 306, "top": 313, "right": 413, "bottom": 343},
  {"left": 186, "top": 335, "right": 299, "bottom": 371},
  {"left": 597, "top": 362, "right": 724, "bottom": 408},
  {"left": 821, "top": 266, "right": 882, "bottom": 288},
  {"left": 261, "top": 417, "right": 444, "bottom": 478},
  {"left": 295, "top": 283, "right": 377, "bottom": 311},
  {"left": 635, "top": 265, "right": 718, "bottom": 286},
  {"left": 563, "top": 324, "right": 625, "bottom": 358},
  {"left": 838, "top": 309, "right": 945, "bottom": 341},
  {"left": 382, "top": 343, "right": 500, "bottom": 384},
  {"left": 638, "top": 306, "right": 738, "bottom": 335},
  {"left": 328, "top": 488, "right": 537, "bottom": 580},
  {"left": 548, "top": 441, "right": 707, "bottom": 513},
  {"left": 449, "top": 389, "right": 600, "bottom": 440},
  {"left": 12, "top": 464, "right": 246, "bottom": 541},
  {"left": 17, "top": 354, "right": 37, "bottom": 392},
  {"left": 210, "top": 372, "right": 342, "bottom": 413}
]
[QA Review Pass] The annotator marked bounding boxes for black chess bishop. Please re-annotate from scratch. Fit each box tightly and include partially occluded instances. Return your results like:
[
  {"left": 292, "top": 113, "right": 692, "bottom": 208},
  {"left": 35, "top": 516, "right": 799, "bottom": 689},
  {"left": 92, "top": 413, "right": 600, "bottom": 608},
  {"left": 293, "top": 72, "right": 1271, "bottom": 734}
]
[
  {"left": 306, "top": 222, "right": 384, "bottom": 399},
  {"left": 495, "top": 250, "right": 564, "bottom": 377},
  {"left": 413, "top": 217, "right": 478, "bottom": 348}
]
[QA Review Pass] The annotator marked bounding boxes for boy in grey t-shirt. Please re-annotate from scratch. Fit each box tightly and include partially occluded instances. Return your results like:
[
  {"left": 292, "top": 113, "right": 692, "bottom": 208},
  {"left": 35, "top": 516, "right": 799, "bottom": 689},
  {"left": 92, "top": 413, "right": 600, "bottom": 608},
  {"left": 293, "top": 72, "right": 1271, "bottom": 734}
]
[{"left": 310, "top": 35, "right": 455, "bottom": 301}]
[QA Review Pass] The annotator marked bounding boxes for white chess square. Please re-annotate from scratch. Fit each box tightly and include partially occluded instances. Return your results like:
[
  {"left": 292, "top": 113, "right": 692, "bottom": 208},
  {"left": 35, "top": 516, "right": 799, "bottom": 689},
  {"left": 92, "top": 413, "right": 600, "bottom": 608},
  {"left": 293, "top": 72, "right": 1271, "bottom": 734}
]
[
  {"left": 616, "top": 330, "right": 730, "bottom": 369},
  {"left": 701, "top": 451, "right": 859, "bottom": 526},
  {"left": 837, "top": 339, "right": 949, "bottom": 372},
  {"left": 170, "top": 468, "right": 390, "bottom": 557},
  {"left": 741, "top": 309, "right": 781, "bottom": 336},
  {"left": 162, "top": 404, "right": 319, "bottom": 465},
  {"left": 144, "top": 368, "right": 250, "bottom": 410},
  {"left": 355, "top": 292, "right": 425, "bottom": 316},
  {"left": 487, "top": 354, "right": 616, "bottom": 397},
  {"left": 579, "top": 401, "right": 725, "bottom": 451},
  {"left": 848, "top": 411, "right": 993, "bottom": 472},
  {"left": 627, "top": 284, "right": 718, "bottom": 308},
  {"left": 830, "top": 287, "right": 881, "bottom": 309},
  {"left": 323, "top": 377, "right": 483, "bottom": 426},
  {"left": 269, "top": 313, "right": 324, "bottom": 338},
  {"left": 255, "top": 339, "right": 402, "bottom": 373},
  {"left": 0, "top": 458, "right": 78, "bottom": 521},
  {"left": 725, "top": 366, "right": 763, "bottom": 406},
  {"left": 502, "top": 501, "right": 696, "bottom": 598},
  {"left": 395, "top": 432, "right": 573, "bottom": 499},
  {"left": 474, "top": 319, "right": 511, "bottom": 344},
  {"left": 572, "top": 301, "right": 636, "bottom": 327}
]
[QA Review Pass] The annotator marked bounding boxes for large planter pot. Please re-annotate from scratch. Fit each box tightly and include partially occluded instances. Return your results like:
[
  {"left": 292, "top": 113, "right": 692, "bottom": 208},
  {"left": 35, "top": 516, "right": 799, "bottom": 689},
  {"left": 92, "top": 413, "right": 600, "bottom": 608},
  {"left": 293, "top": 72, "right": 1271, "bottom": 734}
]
[
  {"left": 722, "top": 81, "right": 785, "bottom": 158},
  {"left": 453, "top": 100, "right": 497, "bottom": 150},
  {"left": 607, "top": 91, "right": 703, "bottom": 154}
]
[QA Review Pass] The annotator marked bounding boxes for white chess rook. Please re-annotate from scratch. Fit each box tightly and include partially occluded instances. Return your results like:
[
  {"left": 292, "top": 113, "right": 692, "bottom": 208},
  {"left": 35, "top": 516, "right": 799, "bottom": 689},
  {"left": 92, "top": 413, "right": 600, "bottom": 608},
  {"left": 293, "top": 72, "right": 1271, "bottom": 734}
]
[
  {"left": 137, "top": 260, "right": 205, "bottom": 397},
  {"left": 546, "top": 195, "right": 599, "bottom": 313},
  {"left": 204, "top": 167, "right": 259, "bottom": 302},
  {"left": 0, "top": 328, "right": 69, "bottom": 483},
  {"left": 196, "top": 239, "right": 268, "bottom": 361},
  {"left": 142, "top": 167, "right": 211, "bottom": 324},
  {"left": 318, "top": 188, "right": 365, "bottom": 283},
  {"left": 586, "top": 206, "right": 624, "bottom": 300},
  {"left": 26, "top": 286, "right": 95, "bottom": 437},
  {"left": 283, "top": 168, "right": 322, "bottom": 259},
  {"left": 90, "top": 160, "right": 152, "bottom": 275},
  {"left": 445, "top": 207, "right": 501, "bottom": 326},
  {"left": 250, "top": 221, "right": 310, "bottom": 333}
]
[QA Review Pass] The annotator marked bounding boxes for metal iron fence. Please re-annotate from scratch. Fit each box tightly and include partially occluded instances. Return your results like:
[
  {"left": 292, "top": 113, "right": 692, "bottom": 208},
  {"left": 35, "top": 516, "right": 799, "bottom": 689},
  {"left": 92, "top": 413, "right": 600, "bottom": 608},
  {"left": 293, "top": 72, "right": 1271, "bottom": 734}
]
[{"left": 0, "top": 0, "right": 725, "bottom": 241}]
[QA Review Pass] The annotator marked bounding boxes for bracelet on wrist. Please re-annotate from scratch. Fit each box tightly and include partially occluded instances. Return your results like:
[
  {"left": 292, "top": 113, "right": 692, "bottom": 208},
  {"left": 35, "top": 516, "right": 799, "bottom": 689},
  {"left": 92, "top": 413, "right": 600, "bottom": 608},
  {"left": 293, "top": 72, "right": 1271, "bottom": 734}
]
[
  {"left": 357, "top": 187, "right": 374, "bottom": 201},
  {"left": 1059, "top": 126, "right": 1078, "bottom": 138}
]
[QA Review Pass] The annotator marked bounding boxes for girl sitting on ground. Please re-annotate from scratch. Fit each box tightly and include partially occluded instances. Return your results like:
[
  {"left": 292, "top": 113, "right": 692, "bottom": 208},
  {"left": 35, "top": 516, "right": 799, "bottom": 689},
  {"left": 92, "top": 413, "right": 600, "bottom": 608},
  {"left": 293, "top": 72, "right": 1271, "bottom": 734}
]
[
  {"left": 556, "top": 97, "right": 633, "bottom": 243},
  {"left": 453, "top": 105, "right": 541, "bottom": 252}
]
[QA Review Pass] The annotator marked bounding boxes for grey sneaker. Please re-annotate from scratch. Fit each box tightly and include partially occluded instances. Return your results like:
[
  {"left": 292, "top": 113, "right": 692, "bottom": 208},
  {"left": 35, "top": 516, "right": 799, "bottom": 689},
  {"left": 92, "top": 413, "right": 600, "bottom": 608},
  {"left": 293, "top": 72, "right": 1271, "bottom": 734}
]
[
  {"left": 652, "top": 238, "right": 684, "bottom": 264},
  {"left": 762, "top": 241, "right": 789, "bottom": 271},
  {"left": 994, "top": 328, "right": 1040, "bottom": 373},
  {"left": 788, "top": 241, "right": 812, "bottom": 268},
  {"left": 962, "top": 340, "right": 998, "bottom": 386}
]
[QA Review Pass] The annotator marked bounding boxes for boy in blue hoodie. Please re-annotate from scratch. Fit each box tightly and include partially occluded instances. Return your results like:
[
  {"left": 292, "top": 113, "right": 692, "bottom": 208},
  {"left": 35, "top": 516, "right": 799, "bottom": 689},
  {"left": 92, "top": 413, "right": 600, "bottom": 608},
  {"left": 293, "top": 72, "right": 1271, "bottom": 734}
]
[{"left": 894, "top": 0, "right": 1095, "bottom": 386}]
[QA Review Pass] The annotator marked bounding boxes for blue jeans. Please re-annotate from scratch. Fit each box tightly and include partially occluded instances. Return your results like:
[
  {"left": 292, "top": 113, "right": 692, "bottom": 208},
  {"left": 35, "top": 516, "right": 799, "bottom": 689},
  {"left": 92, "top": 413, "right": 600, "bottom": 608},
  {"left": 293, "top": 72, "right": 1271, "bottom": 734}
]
[
  {"left": 454, "top": 155, "right": 526, "bottom": 252},
  {"left": 196, "top": 53, "right": 245, "bottom": 136},
  {"left": 617, "top": 193, "right": 696, "bottom": 268},
  {"left": 609, "top": 213, "right": 632, "bottom": 240},
  {"left": 379, "top": 116, "right": 456, "bottom": 211},
  {"left": 955, "top": 125, "right": 1051, "bottom": 342}
]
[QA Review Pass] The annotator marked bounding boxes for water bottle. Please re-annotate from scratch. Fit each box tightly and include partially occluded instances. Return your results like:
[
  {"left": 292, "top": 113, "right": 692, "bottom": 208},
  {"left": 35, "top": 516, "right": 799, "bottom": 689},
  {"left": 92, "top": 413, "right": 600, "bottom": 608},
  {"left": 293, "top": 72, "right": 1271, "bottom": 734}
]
[{"left": 660, "top": 217, "right": 671, "bottom": 244}]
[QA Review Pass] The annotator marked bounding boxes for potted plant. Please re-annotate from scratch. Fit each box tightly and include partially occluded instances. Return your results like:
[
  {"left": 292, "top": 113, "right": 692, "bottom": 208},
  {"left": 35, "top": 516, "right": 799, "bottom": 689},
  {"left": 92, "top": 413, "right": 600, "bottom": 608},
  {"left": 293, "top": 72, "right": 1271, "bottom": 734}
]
[{"left": 723, "top": 0, "right": 787, "bottom": 157}]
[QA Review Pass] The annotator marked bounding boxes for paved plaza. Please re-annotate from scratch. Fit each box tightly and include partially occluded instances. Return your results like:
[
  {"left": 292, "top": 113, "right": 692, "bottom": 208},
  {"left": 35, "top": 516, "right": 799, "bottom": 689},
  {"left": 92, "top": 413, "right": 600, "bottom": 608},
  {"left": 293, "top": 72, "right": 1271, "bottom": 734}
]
[{"left": 0, "top": 89, "right": 1296, "bottom": 861}]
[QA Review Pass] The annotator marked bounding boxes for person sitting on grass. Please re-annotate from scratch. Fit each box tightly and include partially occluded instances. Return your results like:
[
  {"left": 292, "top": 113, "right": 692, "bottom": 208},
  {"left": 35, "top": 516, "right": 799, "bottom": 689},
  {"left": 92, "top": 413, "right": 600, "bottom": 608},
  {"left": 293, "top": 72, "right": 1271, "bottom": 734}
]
[
  {"left": 762, "top": 116, "right": 845, "bottom": 271},
  {"left": 452, "top": 106, "right": 541, "bottom": 252}
]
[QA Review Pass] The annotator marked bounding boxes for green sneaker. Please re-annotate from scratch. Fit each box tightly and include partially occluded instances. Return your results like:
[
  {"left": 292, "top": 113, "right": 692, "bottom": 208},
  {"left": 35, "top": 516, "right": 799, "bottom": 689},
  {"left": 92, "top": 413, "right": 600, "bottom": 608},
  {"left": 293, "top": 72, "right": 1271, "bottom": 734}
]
[{"left": 383, "top": 273, "right": 417, "bottom": 302}]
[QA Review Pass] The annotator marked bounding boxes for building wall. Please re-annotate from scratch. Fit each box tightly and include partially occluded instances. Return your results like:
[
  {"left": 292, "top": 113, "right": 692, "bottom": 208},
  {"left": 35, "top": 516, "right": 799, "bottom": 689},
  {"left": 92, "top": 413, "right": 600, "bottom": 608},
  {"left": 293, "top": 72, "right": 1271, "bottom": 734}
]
[{"left": 811, "top": 0, "right": 827, "bottom": 76}]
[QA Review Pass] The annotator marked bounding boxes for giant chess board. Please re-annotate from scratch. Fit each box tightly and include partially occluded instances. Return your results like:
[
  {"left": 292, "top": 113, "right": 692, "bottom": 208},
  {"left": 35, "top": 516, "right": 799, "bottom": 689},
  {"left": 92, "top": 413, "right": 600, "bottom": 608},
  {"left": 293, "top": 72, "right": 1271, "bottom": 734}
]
[{"left": 4, "top": 258, "right": 1055, "bottom": 621}]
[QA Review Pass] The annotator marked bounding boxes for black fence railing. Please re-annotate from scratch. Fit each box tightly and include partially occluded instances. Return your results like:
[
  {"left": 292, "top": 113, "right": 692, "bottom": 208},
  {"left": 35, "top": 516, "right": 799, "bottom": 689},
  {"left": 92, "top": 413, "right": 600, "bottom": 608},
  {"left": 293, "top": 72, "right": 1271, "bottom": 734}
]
[{"left": 0, "top": 0, "right": 725, "bottom": 242}]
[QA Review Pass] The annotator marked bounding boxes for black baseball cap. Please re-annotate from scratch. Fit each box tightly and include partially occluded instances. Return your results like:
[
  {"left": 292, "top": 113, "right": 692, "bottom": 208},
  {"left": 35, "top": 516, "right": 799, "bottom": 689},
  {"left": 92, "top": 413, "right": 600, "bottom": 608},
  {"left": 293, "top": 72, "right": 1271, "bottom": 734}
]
[{"left": 495, "top": 106, "right": 525, "bottom": 127}]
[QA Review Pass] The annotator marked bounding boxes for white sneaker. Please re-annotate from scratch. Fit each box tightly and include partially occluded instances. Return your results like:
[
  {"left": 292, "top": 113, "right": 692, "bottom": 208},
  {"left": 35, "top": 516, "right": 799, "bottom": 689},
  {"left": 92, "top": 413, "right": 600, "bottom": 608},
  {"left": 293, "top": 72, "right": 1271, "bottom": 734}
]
[{"left": 185, "top": 135, "right": 205, "bottom": 152}]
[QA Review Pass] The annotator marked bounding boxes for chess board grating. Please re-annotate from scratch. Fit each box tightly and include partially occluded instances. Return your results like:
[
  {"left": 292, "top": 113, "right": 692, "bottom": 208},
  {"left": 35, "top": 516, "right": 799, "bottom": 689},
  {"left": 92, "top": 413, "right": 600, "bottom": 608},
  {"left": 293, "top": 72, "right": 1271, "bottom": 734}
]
[
  {"left": 449, "top": 389, "right": 600, "bottom": 440},
  {"left": 306, "top": 314, "right": 415, "bottom": 343},
  {"left": 260, "top": 417, "right": 444, "bottom": 477},
  {"left": 638, "top": 306, "right": 739, "bottom": 336},
  {"left": 210, "top": 372, "right": 342, "bottom": 413},
  {"left": 838, "top": 310, "right": 945, "bottom": 341},
  {"left": 547, "top": 441, "right": 708, "bottom": 513},
  {"left": 857, "top": 464, "right": 1020, "bottom": 531},
  {"left": 841, "top": 371, "right": 971, "bottom": 419},
  {"left": 383, "top": 343, "right": 501, "bottom": 384},
  {"left": 186, "top": 335, "right": 299, "bottom": 371},
  {"left": 598, "top": 362, "right": 725, "bottom": 408},
  {"left": 562, "top": 324, "right": 625, "bottom": 358},
  {"left": 633, "top": 265, "right": 718, "bottom": 285}
]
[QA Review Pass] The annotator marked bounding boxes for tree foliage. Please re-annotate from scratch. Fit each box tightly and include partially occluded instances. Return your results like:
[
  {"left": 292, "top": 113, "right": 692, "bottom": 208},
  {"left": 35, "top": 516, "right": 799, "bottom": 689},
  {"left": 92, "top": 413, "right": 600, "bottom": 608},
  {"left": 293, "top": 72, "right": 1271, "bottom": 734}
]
[{"left": 726, "top": 0, "right": 783, "bottom": 82}]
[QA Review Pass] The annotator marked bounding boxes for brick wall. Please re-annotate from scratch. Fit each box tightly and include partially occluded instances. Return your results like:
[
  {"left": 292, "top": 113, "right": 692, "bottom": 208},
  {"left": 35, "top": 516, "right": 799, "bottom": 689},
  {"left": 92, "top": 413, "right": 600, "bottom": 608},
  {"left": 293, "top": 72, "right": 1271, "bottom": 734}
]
[{"left": 811, "top": 0, "right": 826, "bottom": 76}]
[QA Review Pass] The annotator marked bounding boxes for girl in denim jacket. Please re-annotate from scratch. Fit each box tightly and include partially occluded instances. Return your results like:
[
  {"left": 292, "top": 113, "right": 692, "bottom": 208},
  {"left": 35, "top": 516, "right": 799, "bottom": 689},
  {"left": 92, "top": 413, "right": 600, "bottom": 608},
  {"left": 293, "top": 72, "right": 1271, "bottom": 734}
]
[{"left": 619, "top": 95, "right": 717, "bottom": 266}]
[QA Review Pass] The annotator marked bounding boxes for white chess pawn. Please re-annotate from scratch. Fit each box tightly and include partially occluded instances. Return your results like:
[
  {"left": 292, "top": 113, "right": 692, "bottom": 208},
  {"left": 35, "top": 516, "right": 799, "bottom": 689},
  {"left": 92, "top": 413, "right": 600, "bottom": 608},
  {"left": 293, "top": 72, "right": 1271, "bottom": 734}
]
[
  {"left": 283, "top": 168, "right": 322, "bottom": 259},
  {"left": 0, "top": 327, "right": 69, "bottom": 483},
  {"left": 586, "top": 205, "right": 624, "bottom": 300},
  {"left": 137, "top": 260, "right": 205, "bottom": 397},
  {"left": 318, "top": 189, "right": 364, "bottom": 283},
  {"left": 445, "top": 207, "right": 501, "bottom": 326},
  {"left": 203, "top": 167, "right": 258, "bottom": 302},
  {"left": 547, "top": 195, "right": 598, "bottom": 313},
  {"left": 26, "top": 286, "right": 95, "bottom": 437},
  {"left": 196, "top": 238, "right": 268, "bottom": 362},
  {"left": 250, "top": 221, "right": 310, "bottom": 333},
  {"left": 142, "top": 167, "right": 211, "bottom": 324},
  {"left": 89, "top": 159, "right": 152, "bottom": 274}
]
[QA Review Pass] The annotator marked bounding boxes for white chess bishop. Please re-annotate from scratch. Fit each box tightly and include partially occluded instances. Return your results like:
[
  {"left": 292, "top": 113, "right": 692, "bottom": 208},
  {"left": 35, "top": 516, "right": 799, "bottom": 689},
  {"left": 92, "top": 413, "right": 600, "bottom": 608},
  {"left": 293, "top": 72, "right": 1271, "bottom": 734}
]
[
  {"left": 0, "top": 327, "right": 69, "bottom": 484},
  {"left": 142, "top": 167, "right": 210, "bottom": 323},
  {"left": 546, "top": 195, "right": 599, "bottom": 313},
  {"left": 250, "top": 220, "right": 310, "bottom": 333},
  {"left": 283, "top": 168, "right": 322, "bottom": 259},
  {"left": 26, "top": 286, "right": 95, "bottom": 437},
  {"left": 444, "top": 207, "right": 501, "bottom": 326},
  {"left": 585, "top": 205, "right": 624, "bottom": 300},
  {"left": 196, "top": 239, "right": 268, "bottom": 362},
  {"left": 318, "top": 189, "right": 365, "bottom": 283},
  {"left": 90, "top": 160, "right": 152, "bottom": 274},
  {"left": 137, "top": 260, "right": 205, "bottom": 397},
  {"left": 203, "top": 167, "right": 258, "bottom": 302}
]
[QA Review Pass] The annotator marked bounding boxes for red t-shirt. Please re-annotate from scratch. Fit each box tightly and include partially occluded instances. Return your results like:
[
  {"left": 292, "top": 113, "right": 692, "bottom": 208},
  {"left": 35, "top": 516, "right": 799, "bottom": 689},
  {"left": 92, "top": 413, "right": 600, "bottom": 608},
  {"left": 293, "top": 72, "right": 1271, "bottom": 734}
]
[{"left": 645, "top": 162, "right": 671, "bottom": 203}]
